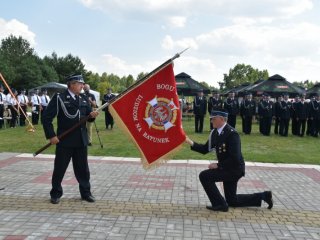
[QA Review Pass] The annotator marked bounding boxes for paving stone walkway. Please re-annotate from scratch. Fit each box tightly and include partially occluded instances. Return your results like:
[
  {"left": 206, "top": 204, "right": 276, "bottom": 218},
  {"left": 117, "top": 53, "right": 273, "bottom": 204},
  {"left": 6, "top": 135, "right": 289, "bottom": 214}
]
[{"left": 0, "top": 153, "right": 319, "bottom": 240}]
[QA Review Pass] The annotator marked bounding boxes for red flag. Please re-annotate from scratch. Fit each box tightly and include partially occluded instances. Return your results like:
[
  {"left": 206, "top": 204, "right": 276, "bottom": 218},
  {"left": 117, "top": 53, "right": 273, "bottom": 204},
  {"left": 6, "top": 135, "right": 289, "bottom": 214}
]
[{"left": 109, "top": 63, "right": 186, "bottom": 169}]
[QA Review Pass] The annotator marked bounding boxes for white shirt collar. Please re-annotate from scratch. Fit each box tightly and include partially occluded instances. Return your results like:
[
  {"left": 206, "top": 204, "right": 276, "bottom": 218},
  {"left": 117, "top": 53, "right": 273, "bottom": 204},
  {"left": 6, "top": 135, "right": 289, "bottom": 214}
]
[
  {"left": 217, "top": 122, "right": 227, "bottom": 135},
  {"left": 68, "top": 89, "right": 76, "bottom": 99}
]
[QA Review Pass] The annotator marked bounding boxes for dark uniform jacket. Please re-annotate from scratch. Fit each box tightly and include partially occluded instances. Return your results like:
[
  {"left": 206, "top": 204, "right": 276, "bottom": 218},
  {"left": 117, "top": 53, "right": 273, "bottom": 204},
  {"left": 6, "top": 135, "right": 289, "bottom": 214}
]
[
  {"left": 258, "top": 100, "right": 273, "bottom": 117},
  {"left": 295, "top": 101, "right": 309, "bottom": 119},
  {"left": 42, "top": 90, "right": 94, "bottom": 148},
  {"left": 279, "top": 100, "right": 292, "bottom": 119},
  {"left": 102, "top": 93, "right": 116, "bottom": 111},
  {"left": 191, "top": 124, "right": 245, "bottom": 175},
  {"left": 309, "top": 100, "right": 320, "bottom": 120},
  {"left": 193, "top": 96, "right": 207, "bottom": 115},
  {"left": 223, "top": 98, "right": 239, "bottom": 115},
  {"left": 240, "top": 99, "right": 256, "bottom": 117},
  {"left": 208, "top": 97, "right": 223, "bottom": 115},
  {"left": 84, "top": 92, "right": 96, "bottom": 107}
]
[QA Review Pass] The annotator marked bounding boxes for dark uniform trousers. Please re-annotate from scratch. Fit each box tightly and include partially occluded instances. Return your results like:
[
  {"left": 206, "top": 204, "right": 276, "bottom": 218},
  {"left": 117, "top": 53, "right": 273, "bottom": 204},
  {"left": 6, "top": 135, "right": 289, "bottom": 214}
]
[
  {"left": 240, "top": 100, "right": 256, "bottom": 135},
  {"left": 20, "top": 105, "right": 27, "bottom": 126},
  {"left": 291, "top": 102, "right": 298, "bottom": 135},
  {"left": 273, "top": 101, "right": 281, "bottom": 134},
  {"left": 51, "top": 146, "right": 90, "bottom": 198},
  {"left": 32, "top": 105, "right": 40, "bottom": 125},
  {"left": 279, "top": 118, "right": 290, "bottom": 136},
  {"left": 192, "top": 125, "right": 264, "bottom": 208},
  {"left": 102, "top": 94, "right": 116, "bottom": 129},
  {"left": 9, "top": 105, "right": 18, "bottom": 128},
  {"left": 199, "top": 169, "right": 262, "bottom": 207},
  {"left": 279, "top": 101, "right": 291, "bottom": 137},
  {"left": 258, "top": 101, "right": 273, "bottom": 136}
]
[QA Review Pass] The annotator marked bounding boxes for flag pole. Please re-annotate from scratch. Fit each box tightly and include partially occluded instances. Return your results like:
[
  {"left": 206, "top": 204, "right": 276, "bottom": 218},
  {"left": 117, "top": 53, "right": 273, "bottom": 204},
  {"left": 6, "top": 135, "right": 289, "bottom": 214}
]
[
  {"left": 0, "top": 73, "right": 35, "bottom": 132},
  {"left": 33, "top": 48, "right": 189, "bottom": 156},
  {"left": 95, "top": 47, "right": 189, "bottom": 112}
]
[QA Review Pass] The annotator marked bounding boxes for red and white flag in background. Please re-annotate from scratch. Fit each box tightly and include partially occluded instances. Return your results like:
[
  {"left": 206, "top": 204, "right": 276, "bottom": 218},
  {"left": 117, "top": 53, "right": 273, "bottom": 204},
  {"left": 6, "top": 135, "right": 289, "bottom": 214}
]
[{"left": 109, "top": 62, "right": 186, "bottom": 169}]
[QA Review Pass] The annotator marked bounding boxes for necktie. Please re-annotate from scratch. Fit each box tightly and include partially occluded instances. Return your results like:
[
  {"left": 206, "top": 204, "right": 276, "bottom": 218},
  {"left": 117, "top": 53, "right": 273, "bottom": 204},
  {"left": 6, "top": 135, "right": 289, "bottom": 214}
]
[
  {"left": 0, "top": 94, "right": 2, "bottom": 102},
  {"left": 45, "top": 96, "right": 48, "bottom": 103}
]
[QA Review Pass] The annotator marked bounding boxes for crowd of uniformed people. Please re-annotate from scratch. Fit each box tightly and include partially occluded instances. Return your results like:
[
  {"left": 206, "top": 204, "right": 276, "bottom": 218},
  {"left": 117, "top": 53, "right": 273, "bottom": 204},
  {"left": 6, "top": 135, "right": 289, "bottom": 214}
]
[
  {"left": 190, "top": 89, "right": 320, "bottom": 138},
  {"left": 0, "top": 84, "right": 51, "bottom": 129},
  {"left": 2, "top": 83, "right": 320, "bottom": 139}
]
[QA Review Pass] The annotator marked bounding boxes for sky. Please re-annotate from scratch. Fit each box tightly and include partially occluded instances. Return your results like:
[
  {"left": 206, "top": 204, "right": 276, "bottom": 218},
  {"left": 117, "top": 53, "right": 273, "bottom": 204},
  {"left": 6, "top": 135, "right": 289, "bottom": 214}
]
[{"left": 0, "top": 0, "right": 320, "bottom": 87}]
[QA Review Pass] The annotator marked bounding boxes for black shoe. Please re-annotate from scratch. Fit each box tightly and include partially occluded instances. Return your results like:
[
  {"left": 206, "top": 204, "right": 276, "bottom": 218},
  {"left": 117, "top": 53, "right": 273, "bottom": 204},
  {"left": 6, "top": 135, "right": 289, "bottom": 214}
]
[
  {"left": 264, "top": 191, "right": 273, "bottom": 209},
  {"left": 50, "top": 197, "right": 60, "bottom": 204},
  {"left": 206, "top": 205, "right": 228, "bottom": 212},
  {"left": 88, "top": 143, "right": 92, "bottom": 146},
  {"left": 82, "top": 195, "right": 95, "bottom": 203}
]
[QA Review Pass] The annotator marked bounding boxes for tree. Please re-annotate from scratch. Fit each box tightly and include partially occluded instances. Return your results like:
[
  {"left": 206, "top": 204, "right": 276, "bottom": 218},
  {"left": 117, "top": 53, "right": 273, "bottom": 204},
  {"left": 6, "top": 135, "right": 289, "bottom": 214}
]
[
  {"left": 0, "top": 35, "right": 55, "bottom": 89},
  {"left": 43, "top": 52, "right": 86, "bottom": 83},
  {"left": 292, "top": 80, "right": 318, "bottom": 91},
  {"left": 137, "top": 72, "right": 148, "bottom": 81},
  {"left": 223, "top": 64, "right": 269, "bottom": 89},
  {"left": 85, "top": 72, "right": 100, "bottom": 90}
]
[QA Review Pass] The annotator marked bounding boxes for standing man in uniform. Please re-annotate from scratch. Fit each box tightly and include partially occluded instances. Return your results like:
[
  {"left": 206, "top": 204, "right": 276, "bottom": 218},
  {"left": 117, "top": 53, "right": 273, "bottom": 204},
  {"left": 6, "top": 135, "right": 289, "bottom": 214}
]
[
  {"left": 102, "top": 88, "right": 116, "bottom": 129},
  {"left": 185, "top": 110, "right": 273, "bottom": 212},
  {"left": 42, "top": 74, "right": 99, "bottom": 204},
  {"left": 0, "top": 84, "right": 6, "bottom": 129},
  {"left": 291, "top": 95, "right": 300, "bottom": 136},
  {"left": 31, "top": 89, "right": 42, "bottom": 125},
  {"left": 240, "top": 92, "right": 256, "bottom": 135},
  {"left": 193, "top": 89, "right": 207, "bottom": 133},
  {"left": 84, "top": 84, "right": 97, "bottom": 146},
  {"left": 208, "top": 91, "right": 223, "bottom": 130},
  {"left": 306, "top": 95, "right": 315, "bottom": 136},
  {"left": 295, "top": 94, "right": 308, "bottom": 137},
  {"left": 273, "top": 95, "right": 282, "bottom": 135},
  {"left": 40, "top": 89, "right": 50, "bottom": 124},
  {"left": 309, "top": 93, "right": 320, "bottom": 137},
  {"left": 279, "top": 93, "right": 292, "bottom": 137},
  {"left": 223, "top": 92, "right": 239, "bottom": 128},
  {"left": 258, "top": 93, "right": 273, "bottom": 136},
  {"left": 17, "top": 89, "right": 29, "bottom": 126}
]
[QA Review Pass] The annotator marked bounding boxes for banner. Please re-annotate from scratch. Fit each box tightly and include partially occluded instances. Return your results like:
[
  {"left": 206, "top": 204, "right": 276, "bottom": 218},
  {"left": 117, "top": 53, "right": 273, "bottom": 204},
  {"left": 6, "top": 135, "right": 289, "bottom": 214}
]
[{"left": 109, "top": 63, "right": 186, "bottom": 169}]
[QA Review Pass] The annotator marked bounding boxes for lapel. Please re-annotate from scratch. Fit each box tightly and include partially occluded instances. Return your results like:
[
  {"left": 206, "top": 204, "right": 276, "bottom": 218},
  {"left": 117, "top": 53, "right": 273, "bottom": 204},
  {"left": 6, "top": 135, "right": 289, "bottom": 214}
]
[{"left": 66, "top": 91, "right": 79, "bottom": 107}]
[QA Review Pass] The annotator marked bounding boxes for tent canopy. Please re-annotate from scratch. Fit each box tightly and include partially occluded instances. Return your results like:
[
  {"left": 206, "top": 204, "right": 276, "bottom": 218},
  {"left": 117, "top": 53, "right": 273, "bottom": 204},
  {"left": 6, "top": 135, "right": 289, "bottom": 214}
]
[
  {"left": 223, "top": 82, "right": 251, "bottom": 97},
  {"left": 244, "top": 74, "right": 305, "bottom": 98},
  {"left": 175, "top": 72, "right": 210, "bottom": 96},
  {"left": 28, "top": 82, "right": 101, "bottom": 103}
]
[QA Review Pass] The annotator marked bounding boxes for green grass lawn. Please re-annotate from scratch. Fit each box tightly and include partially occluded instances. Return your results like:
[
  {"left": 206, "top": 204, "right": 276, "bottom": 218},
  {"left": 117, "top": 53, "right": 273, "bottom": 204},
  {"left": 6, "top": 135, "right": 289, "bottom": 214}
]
[{"left": 0, "top": 115, "right": 319, "bottom": 165}]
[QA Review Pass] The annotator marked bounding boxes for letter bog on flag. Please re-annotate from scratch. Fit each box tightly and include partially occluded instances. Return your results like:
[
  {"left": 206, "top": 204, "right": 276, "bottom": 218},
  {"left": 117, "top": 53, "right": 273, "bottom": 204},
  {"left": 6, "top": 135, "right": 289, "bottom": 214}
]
[{"left": 109, "top": 63, "right": 186, "bottom": 169}]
